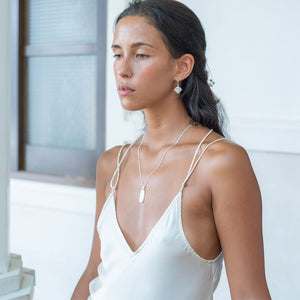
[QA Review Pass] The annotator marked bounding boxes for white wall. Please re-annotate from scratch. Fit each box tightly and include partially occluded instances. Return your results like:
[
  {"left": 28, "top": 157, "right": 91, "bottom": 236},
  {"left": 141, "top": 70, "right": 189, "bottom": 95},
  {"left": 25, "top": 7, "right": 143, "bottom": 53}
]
[
  {"left": 180, "top": 0, "right": 300, "bottom": 154},
  {"left": 10, "top": 180, "right": 96, "bottom": 300},
  {"left": 9, "top": 1, "right": 300, "bottom": 299}
]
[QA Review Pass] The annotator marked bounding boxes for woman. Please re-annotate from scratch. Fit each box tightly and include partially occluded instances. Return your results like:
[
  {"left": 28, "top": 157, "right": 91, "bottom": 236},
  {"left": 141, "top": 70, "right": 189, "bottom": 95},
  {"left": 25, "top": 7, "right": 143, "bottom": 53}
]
[{"left": 72, "top": 0, "right": 271, "bottom": 299}]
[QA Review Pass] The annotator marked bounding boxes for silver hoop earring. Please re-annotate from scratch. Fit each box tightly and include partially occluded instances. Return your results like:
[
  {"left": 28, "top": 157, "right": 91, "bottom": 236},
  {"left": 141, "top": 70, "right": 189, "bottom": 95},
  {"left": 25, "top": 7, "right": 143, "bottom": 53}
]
[{"left": 174, "top": 80, "right": 182, "bottom": 94}]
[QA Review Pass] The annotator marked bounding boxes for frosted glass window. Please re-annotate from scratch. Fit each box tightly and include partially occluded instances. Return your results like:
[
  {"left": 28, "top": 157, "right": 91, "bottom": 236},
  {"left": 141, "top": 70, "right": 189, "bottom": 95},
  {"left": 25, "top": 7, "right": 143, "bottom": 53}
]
[
  {"left": 26, "top": 0, "right": 97, "bottom": 45},
  {"left": 25, "top": 56, "right": 97, "bottom": 150}
]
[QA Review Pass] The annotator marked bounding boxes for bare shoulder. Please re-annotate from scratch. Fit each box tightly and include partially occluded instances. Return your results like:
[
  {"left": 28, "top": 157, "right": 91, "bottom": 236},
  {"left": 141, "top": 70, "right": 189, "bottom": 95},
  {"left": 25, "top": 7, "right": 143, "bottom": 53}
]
[
  {"left": 96, "top": 145, "right": 125, "bottom": 185},
  {"left": 202, "top": 134, "right": 253, "bottom": 177},
  {"left": 201, "top": 134, "right": 260, "bottom": 208},
  {"left": 97, "top": 145, "right": 123, "bottom": 170},
  {"left": 189, "top": 127, "right": 250, "bottom": 172}
]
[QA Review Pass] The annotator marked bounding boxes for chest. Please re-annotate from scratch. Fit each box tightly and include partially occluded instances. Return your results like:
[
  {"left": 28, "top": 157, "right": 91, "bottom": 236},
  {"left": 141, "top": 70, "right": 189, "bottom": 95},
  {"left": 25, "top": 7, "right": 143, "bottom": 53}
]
[{"left": 105, "top": 154, "right": 213, "bottom": 253}]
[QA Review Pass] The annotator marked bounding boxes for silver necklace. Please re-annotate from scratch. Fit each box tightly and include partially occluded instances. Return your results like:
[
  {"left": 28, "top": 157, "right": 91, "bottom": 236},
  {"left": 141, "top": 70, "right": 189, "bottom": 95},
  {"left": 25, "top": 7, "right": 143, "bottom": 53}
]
[{"left": 137, "top": 124, "right": 193, "bottom": 204}]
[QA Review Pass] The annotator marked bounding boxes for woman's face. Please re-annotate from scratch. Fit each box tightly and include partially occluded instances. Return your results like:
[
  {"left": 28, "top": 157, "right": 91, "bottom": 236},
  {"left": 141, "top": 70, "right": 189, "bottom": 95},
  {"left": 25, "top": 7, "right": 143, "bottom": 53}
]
[{"left": 112, "top": 16, "right": 177, "bottom": 111}]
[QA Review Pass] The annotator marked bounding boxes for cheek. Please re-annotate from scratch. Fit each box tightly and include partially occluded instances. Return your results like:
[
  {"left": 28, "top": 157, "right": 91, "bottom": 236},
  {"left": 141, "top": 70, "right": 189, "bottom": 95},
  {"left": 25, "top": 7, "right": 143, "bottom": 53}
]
[
  {"left": 113, "top": 61, "right": 118, "bottom": 78},
  {"left": 135, "top": 62, "right": 173, "bottom": 91}
]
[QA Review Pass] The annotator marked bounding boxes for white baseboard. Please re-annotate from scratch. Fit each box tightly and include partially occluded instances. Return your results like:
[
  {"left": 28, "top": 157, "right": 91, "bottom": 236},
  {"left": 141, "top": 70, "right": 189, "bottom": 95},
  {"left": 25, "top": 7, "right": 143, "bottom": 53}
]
[{"left": 10, "top": 179, "right": 96, "bottom": 216}]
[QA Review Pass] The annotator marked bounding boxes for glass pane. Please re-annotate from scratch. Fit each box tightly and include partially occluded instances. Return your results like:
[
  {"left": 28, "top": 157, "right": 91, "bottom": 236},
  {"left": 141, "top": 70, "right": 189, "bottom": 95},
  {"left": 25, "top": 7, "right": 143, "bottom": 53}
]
[
  {"left": 26, "top": 0, "right": 97, "bottom": 45},
  {"left": 24, "top": 56, "right": 97, "bottom": 150}
]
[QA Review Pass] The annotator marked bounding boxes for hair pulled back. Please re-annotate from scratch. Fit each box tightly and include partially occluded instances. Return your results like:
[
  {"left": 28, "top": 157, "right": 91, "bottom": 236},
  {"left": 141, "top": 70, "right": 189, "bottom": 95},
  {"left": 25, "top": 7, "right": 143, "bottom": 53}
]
[{"left": 115, "top": 0, "right": 227, "bottom": 136}]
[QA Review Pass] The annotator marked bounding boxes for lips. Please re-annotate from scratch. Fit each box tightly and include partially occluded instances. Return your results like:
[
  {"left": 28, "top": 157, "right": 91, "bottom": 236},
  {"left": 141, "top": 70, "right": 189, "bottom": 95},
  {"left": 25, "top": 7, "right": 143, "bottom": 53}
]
[{"left": 118, "top": 84, "right": 135, "bottom": 95}]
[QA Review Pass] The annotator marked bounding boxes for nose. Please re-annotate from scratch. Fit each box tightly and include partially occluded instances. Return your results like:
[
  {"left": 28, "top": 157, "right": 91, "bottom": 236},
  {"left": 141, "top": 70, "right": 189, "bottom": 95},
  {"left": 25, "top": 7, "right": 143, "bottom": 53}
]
[{"left": 116, "top": 56, "right": 133, "bottom": 79}]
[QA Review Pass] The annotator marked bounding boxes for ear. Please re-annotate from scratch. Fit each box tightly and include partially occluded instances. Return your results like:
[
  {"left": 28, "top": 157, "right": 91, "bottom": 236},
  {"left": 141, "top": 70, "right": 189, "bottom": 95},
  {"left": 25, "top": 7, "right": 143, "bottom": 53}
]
[{"left": 174, "top": 53, "right": 194, "bottom": 81}]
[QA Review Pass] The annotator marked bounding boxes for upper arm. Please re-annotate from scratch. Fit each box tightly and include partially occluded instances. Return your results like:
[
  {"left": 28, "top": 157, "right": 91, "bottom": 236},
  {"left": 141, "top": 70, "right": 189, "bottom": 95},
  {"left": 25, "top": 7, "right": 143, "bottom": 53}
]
[
  {"left": 207, "top": 142, "right": 271, "bottom": 299},
  {"left": 85, "top": 146, "right": 121, "bottom": 276}
]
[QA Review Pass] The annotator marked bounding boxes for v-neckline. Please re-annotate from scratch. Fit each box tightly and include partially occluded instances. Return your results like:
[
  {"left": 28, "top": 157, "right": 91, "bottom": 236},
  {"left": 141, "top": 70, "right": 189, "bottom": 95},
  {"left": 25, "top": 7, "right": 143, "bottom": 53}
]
[{"left": 112, "top": 189, "right": 182, "bottom": 255}]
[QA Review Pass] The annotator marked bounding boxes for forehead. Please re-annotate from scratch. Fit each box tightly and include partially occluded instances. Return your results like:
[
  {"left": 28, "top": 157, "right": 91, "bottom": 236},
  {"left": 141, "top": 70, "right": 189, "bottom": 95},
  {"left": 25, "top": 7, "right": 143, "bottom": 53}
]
[{"left": 113, "top": 15, "right": 165, "bottom": 47}]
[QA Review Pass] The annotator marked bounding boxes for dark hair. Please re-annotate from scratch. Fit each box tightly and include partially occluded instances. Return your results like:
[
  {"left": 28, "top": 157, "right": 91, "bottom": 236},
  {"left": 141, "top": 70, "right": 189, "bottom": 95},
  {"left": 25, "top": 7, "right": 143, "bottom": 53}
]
[{"left": 115, "top": 0, "right": 228, "bottom": 137}]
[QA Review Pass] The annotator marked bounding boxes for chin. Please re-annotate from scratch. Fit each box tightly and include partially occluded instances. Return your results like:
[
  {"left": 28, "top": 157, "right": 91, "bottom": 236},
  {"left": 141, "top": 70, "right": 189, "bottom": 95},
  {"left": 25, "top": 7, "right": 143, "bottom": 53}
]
[{"left": 120, "top": 97, "right": 145, "bottom": 112}]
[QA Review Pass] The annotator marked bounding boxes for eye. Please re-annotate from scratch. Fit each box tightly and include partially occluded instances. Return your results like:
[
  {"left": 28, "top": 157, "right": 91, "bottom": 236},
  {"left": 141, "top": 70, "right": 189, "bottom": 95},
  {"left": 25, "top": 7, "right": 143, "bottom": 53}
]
[
  {"left": 113, "top": 53, "right": 122, "bottom": 59},
  {"left": 136, "top": 53, "right": 149, "bottom": 59}
]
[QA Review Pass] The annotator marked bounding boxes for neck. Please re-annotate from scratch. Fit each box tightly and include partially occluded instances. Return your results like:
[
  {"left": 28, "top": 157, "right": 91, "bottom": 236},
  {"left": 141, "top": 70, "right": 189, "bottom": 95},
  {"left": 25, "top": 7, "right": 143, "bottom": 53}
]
[{"left": 142, "top": 99, "right": 193, "bottom": 150}]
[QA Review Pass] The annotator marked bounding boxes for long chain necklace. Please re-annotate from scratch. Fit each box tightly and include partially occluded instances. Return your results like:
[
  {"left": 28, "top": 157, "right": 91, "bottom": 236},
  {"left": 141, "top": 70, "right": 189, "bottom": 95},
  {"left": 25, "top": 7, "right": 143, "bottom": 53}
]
[{"left": 137, "top": 123, "right": 193, "bottom": 204}]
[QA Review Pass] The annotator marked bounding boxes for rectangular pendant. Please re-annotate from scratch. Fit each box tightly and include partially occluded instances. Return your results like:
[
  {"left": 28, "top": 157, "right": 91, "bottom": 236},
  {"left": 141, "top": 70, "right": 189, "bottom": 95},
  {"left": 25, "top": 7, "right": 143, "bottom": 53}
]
[{"left": 139, "top": 188, "right": 145, "bottom": 204}]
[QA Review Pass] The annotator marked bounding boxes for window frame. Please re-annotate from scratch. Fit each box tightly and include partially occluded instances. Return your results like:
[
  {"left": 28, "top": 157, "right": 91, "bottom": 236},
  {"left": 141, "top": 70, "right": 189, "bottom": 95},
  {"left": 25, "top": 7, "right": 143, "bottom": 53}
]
[{"left": 11, "top": 0, "right": 107, "bottom": 183}]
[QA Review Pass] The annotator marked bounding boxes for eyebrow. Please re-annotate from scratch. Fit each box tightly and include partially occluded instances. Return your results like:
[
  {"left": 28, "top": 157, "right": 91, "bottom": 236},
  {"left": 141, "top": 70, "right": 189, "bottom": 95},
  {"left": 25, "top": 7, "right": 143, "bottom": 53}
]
[{"left": 111, "top": 42, "right": 156, "bottom": 49}]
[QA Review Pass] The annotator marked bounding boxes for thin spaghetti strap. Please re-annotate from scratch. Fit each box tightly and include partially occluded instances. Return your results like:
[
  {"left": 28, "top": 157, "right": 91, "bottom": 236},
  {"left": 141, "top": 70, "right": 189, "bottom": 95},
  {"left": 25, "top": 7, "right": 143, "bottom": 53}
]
[
  {"left": 185, "top": 129, "right": 213, "bottom": 176},
  {"left": 110, "top": 134, "right": 142, "bottom": 190},
  {"left": 110, "top": 144, "right": 127, "bottom": 190},
  {"left": 180, "top": 136, "right": 226, "bottom": 191}
]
